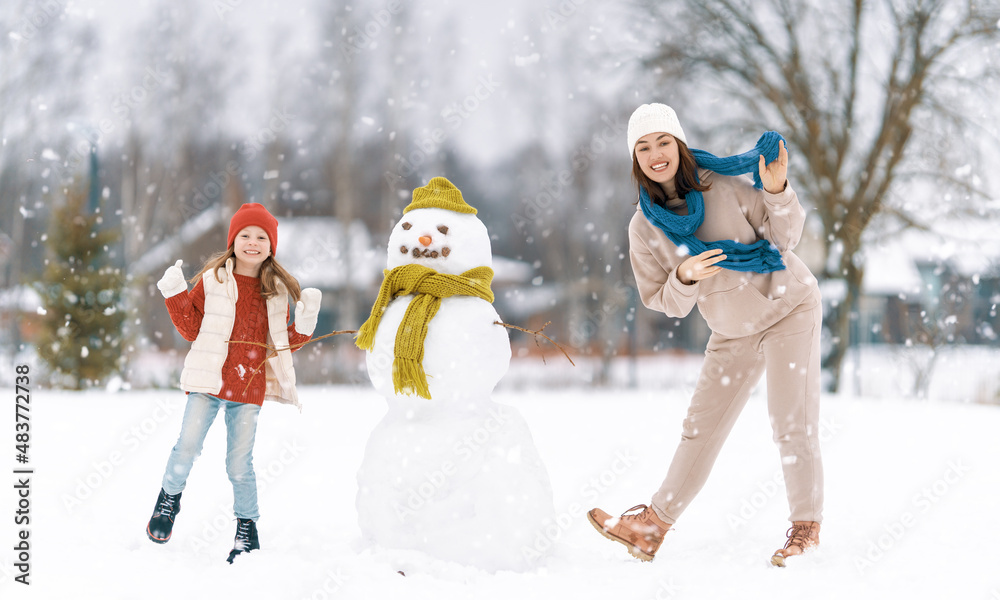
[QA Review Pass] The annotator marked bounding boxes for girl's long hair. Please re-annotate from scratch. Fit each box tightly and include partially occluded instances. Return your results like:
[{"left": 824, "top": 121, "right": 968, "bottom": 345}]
[
  {"left": 190, "top": 248, "right": 302, "bottom": 303},
  {"left": 631, "top": 137, "right": 711, "bottom": 206}
]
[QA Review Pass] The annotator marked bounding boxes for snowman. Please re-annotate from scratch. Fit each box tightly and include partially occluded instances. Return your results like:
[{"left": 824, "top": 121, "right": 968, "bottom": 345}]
[{"left": 354, "top": 177, "right": 555, "bottom": 572}]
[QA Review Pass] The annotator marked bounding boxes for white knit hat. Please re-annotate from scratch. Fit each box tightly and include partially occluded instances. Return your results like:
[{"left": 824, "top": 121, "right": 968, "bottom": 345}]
[{"left": 626, "top": 103, "right": 687, "bottom": 157}]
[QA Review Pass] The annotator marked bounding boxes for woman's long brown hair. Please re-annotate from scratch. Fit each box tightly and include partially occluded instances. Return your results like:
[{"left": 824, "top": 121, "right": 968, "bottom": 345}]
[
  {"left": 190, "top": 248, "right": 302, "bottom": 303},
  {"left": 631, "top": 137, "right": 711, "bottom": 206}
]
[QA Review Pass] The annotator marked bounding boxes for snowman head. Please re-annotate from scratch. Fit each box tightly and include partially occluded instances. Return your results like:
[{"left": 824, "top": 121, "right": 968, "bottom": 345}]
[{"left": 386, "top": 178, "right": 492, "bottom": 275}]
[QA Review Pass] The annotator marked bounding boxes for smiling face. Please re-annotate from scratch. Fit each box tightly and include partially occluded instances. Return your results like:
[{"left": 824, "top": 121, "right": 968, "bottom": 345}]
[
  {"left": 386, "top": 207, "right": 492, "bottom": 275},
  {"left": 634, "top": 132, "right": 680, "bottom": 186},
  {"left": 232, "top": 225, "right": 271, "bottom": 276}
]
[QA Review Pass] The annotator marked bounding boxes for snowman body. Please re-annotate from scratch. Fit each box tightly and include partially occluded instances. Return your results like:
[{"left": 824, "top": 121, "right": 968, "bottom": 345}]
[
  {"left": 365, "top": 295, "right": 509, "bottom": 403},
  {"left": 356, "top": 205, "right": 555, "bottom": 572}
]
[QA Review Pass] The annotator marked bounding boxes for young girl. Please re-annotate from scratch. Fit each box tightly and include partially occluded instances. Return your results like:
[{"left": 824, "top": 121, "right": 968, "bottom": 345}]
[
  {"left": 588, "top": 103, "right": 824, "bottom": 567},
  {"left": 147, "top": 202, "right": 322, "bottom": 564}
]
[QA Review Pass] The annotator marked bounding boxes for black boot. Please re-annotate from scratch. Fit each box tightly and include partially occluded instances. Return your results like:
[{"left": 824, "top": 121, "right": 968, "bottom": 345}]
[
  {"left": 226, "top": 518, "right": 260, "bottom": 564},
  {"left": 146, "top": 488, "right": 182, "bottom": 544}
]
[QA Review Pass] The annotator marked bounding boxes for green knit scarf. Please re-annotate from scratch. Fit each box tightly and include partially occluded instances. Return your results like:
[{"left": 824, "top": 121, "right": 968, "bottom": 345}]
[{"left": 355, "top": 263, "right": 495, "bottom": 399}]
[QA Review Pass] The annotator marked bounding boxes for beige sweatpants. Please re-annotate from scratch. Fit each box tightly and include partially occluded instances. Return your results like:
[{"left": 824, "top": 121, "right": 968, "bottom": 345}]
[{"left": 651, "top": 291, "right": 824, "bottom": 525}]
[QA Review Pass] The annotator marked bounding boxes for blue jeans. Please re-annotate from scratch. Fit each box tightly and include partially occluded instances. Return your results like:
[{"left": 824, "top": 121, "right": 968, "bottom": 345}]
[{"left": 161, "top": 393, "right": 261, "bottom": 521}]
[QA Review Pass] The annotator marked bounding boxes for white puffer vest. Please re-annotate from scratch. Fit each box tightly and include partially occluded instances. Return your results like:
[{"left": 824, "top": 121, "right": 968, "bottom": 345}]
[{"left": 179, "top": 258, "right": 300, "bottom": 410}]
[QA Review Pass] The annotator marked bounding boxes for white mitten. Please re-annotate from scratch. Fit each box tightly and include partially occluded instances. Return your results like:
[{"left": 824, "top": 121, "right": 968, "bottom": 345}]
[
  {"left": 294, "top": 287, "right": 322, "bottom": 335},
  {"left": 156, "top": 260, "right": 188, "bottom": 298}
]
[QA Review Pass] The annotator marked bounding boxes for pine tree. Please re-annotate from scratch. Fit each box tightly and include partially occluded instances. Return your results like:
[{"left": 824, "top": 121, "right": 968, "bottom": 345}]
[{"left": 35, "top": 185, "right": 125, "bottom": 389}]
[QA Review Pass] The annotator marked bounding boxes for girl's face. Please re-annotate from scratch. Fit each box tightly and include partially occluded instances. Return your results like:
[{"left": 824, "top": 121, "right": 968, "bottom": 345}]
[
  {"left": 232, "top": 225, "right": 271, "bottom": 274},
  {"left": 634, "top": 132, "right": 680, "bottom": 185}
]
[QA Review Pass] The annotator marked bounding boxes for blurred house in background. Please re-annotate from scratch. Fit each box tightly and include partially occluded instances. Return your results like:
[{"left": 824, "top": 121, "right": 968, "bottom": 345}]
[{"left": 858, "top": 221, "right": 1000, "bottom": 347}]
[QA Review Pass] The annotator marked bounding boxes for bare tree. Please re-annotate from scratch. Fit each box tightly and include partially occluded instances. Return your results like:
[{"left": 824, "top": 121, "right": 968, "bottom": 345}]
[{"left": 639, "top": 0, "right": 1000, "bottom": 391}]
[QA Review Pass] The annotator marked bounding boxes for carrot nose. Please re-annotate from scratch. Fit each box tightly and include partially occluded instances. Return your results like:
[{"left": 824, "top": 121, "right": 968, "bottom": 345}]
[{"left": 419, "top": 235, "right": 433, "bottom": 247}]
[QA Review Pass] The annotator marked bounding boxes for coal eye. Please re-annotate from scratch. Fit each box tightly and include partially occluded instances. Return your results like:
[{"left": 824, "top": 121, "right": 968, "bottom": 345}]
[
  {"left": 401, "top": 222, "right": 412, "bottom": 230},
  {"left": 437, "top": 225, "right": 449, "bottom": 234}
]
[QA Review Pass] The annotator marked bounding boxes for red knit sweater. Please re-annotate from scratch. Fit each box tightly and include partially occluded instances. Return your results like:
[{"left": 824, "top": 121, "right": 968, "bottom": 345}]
[{"left": 165, "top": 274, "right": 311, "bottom": 406}]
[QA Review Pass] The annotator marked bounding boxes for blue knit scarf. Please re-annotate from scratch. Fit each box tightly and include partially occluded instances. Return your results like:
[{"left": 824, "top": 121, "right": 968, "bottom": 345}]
[{"left": 638, "top": 131, "right": 787, "bottom": 274}]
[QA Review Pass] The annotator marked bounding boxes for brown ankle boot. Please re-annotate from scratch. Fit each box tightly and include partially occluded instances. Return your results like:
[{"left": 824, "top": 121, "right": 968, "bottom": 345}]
[
  {"left": 771, "top": 521, "right": 820, "bottom": 567},
  {"left": 587, "top": 504, "right": 671, "bottom": 562}
]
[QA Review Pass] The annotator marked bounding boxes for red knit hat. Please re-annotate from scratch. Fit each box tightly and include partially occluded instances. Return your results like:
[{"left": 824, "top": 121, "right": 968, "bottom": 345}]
[{"left": 227, "top": 203, "right": 279, "bottom": 256}]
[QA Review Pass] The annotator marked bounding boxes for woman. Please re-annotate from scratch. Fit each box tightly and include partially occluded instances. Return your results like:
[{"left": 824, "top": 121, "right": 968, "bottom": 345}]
[{"left": 587, "top": 103, "right": 823, "bottom": 567}]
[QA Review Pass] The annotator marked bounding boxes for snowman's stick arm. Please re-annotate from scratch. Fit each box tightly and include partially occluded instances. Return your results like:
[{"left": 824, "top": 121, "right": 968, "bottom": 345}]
[
  {"left": 226, "top": 329, "right": 360, "bottom": 395},
  {"left": 226, "top": 329, "right": 359, "bottom": 353},
  {"left": 494, "top": 321, "right": 575, "bottom": 366},
  {"left": 287, "top": 329, "right": 359, "bottom": 350}
]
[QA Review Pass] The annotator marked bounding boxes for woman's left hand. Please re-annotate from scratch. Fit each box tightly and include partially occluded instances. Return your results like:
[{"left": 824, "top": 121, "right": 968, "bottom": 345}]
[{"left": 759, "top": 139, "right": 788, "bottom": 194}]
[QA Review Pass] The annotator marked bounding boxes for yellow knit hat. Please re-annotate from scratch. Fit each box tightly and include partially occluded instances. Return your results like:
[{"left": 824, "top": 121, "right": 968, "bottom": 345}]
[{"left": 404, "top": 177, "right": 477, "bottom": 215}]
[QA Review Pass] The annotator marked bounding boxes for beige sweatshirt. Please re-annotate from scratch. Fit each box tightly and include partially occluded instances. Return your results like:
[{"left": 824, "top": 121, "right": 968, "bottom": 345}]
[{"left": 628, "top": 169, "right": 820, "bottom": 339}]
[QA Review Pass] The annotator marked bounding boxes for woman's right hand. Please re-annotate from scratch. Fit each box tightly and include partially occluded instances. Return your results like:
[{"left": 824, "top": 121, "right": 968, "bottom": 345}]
[
  {"left": 157, "top": 259, "right": 187, "bottom": 298},
  {"left": 677, "top": 249, "right": 727, "bottom": 285}
]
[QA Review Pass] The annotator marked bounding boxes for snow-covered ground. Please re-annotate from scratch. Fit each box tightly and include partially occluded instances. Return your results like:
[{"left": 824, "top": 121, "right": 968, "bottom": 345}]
[{"left": 1, "top": 384, "right": 999, "bottom": 600}]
